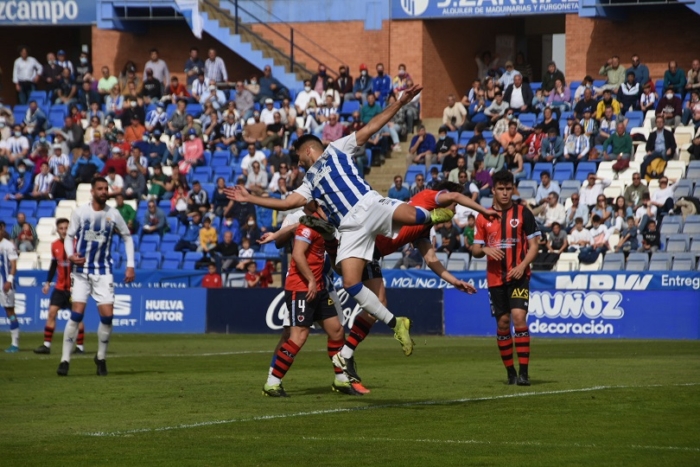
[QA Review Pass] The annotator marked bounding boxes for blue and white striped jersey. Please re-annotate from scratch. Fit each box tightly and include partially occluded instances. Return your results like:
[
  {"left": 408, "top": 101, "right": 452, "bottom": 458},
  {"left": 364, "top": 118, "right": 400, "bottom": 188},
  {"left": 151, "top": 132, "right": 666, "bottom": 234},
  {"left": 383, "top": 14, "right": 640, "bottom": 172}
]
[
  {"left": 66, "top": 203, "right": 134, "bottom": 275},
  {"left": 294, "top": 134, "right": 371, "bottom": 227},
  {"left": 0, "top": 239, "right": 18, "bottom": 287}
]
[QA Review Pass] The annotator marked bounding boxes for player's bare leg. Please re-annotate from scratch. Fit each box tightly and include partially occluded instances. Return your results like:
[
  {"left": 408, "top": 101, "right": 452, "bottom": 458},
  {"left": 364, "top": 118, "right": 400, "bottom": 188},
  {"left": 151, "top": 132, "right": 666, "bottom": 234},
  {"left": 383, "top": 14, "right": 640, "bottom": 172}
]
[
  {"left": 510, "top": 308, "right": 530, "bottom": 386},
  {"left": 391, "top": 203, "right": 454, "bottom": 230}
]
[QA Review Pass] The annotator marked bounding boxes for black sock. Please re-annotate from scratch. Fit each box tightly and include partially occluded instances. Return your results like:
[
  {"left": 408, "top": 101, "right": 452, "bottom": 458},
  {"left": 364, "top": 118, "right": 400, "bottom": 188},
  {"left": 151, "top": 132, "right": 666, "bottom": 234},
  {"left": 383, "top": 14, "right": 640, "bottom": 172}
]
[{"left": 388, "top": 317, "right": 397, "bottom": 328}]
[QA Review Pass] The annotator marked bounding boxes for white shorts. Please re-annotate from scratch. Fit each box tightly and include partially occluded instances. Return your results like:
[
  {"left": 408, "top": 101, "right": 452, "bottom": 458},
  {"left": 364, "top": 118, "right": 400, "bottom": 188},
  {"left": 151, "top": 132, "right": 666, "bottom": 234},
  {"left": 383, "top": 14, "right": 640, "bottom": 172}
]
[
  {"left": 0, "top": 288, "right": 15, "bottom": 309},
  {"left": 71, "top": 272, "right": 115, "bottom": 305},
  {"left": 336, "top": 190, "right": 402, "bottom": 264}
]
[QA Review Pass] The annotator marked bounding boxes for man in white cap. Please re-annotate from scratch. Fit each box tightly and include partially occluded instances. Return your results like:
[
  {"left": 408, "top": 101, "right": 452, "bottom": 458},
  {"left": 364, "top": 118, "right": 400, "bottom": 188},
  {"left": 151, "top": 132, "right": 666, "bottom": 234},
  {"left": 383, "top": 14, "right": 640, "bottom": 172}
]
[
  {"left": 48, "top": 143, "right": 71, "bottom": 175},
  {"left": 260, "top": 98, "right": 277, "bottom": 125}
]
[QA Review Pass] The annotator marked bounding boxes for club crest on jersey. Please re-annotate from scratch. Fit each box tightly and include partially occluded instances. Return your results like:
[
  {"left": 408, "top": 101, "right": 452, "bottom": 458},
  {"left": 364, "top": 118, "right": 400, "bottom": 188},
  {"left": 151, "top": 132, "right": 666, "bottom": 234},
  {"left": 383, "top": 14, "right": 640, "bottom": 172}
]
[
  {"left": 302, "top": 228, "right": 311, "bottom": 238},
  {"left": 510, "top": 219, "right": 520, "bottom": 228}
]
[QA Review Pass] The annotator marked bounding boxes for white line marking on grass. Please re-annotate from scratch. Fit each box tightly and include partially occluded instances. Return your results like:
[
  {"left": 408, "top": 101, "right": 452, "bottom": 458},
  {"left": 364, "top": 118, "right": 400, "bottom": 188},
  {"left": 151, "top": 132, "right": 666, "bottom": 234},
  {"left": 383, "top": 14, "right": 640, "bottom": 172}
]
[
  {"left": 300, "top": 436, "right": 700, "bottom": 453},
  {"left": 12, "top": 349, "right": 329, "bottom": 361},
  {"left": 81, "top": 382, "right": 700, "bottom": 438}
]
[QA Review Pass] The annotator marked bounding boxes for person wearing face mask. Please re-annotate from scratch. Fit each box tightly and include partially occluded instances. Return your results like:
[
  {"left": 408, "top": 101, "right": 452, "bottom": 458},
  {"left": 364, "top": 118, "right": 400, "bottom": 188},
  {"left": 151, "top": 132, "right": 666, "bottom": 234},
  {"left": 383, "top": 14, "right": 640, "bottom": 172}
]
[
  {"left": 75, "top": 52, "right": 93, "bottom": 86},
  {"left": 179, "top": 128, "right": 205, "bottom": 174},
  {"left": 145, "top": 101, "right": 168, "bottom": 133},
  {"left": 294, "top": 79, "right": 322, "bottom": 115},
  {"left": 6, "top": 125, "right": 30, "bottom": 167},
  {"left": 234, "top": 81, "right": 255, "bottom": 121},
  {"left": 258, "top": 65, "right": 289, "bottom": 103},
  {"left": 141, "top": 68, "right": 163, "bottom": 104},
  {"left": 655, "top": 87, "right": 683, "bottom": 129},
  {"left": 41, "top": 52, "right": 64, "bottom": 101},
  {"left": 540, "top": 127, "right": 564, "bottom": 163},
  {"left": 199, "top": 80, "right": 226, "bottom": 109},
  {"left": 350, "top": 63, "right": 373, "bottom": 103},
  {"left": 5, "top": 161, "right": 33, "bottom": 201},
  {"left": 336, "top": 65, "right": 353, "bottom": 103},
  {"left": 310, "top": 64, "right": 328, "bottom": 96},
  {"left": 121, "top": 97, "right": 145, "bottom": 127},
  {"left": 372, "top": 62, "right": 392, "bottom": 104},
  {"left": 23, "top": 101, "right": 47, "bottom": 137},
  {"left": 392, "top": 64, "right": 411, "bottom": 96},
  {"left": 434, "top": 126, "right": 456, "bottom": 155},
  {"left": 204, "top": 47, "right": 227, "bottom": 84},
  {"left": 246, "top": 75, "right": 260, "bottom": 97}
]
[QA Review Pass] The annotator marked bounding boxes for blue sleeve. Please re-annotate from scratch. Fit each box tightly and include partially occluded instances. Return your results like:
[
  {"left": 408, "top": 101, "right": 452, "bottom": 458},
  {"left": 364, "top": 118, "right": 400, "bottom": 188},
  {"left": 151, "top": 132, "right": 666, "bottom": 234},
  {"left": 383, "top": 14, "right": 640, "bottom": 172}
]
[
  {"left": 71, "top": 161, "right": 80, "bottom": 177},
  {"left": 20, "top": 174, "right": 33, "bottom": 195},
  {"left": 94, "top": 157, "right": 105, "bottom": 173},
  {"left": 426, "top": 135, "right": 436, "bottom": 152}
]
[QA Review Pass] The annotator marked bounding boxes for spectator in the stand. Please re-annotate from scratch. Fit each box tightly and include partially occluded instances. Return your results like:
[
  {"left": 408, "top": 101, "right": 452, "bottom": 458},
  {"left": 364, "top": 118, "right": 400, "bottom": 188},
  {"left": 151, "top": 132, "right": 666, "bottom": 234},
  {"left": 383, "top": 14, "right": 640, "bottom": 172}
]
[
  {"left": 123, "top": 167, "right": 146, "bottom": 200},
  {"left": 531, "top": 88, "right": 547, "bottom": 115},
  {"left": 442, "top": 94, "right": 467, "bottom": 132},
  {"left": 646, "top": 116, "right": 677, "bottom": 161},
  {"left": 655, "top": 87, "right": 683, "bottom": 128},
  {"left": 535, "top": 170, "right": 560, "bottom": 203},
  {"left": 202, "top": 262, "right": 223, "bottom": 288},
  {"left": 240, "top": 214, "right": 262, "bottom": 250},
  {"left": 106, "top": 167, "right": 123, "bottom": 196},
  {"left": 595, "top": 106, "right": 617, "bottom": 146},
  {"left": 11, "top": 213, "right": 36, "bottom": 252},
  {"left": 6, "top": 124, "right": 30, "bottom": 166},
  {"left": 504, "top": 73, "right": 532, "bottom": 114},
  {"left": 624, "top": 172, "right": 649, "bottom": 212},
  {"left": 483, "top": 141, "right": 504, "bottom": 173},
  {"left": 141, "top": 68, "right": 163, "bottom": 104},
  {"left": 231, "top": 83, "right": 253, "bottom": 123},
  {"left": 198, "top": 217, "right": 218, "bottom": 256},
  {"left": 408, "top": 125, "right": 436, "bottom": 167},
  {"left": 212, "top": 231, "right": 239, "bottom": 272},
  {"left": 580, "top": 108, "right": 598, "bottom": 145},
  {"left": 360, "top": 93, "right": 382, "bottom": 124},
  {"left": 30, "top": 161, "right": 53, "bottom": 200},
  {"left": 682, "top": 90, "right": 700, "bottom": 126},
  {"left": 262, "top": 111, "right": 285, "bottom": 149},
  {"left": 435, "top": 125, "right": 456, "bottom": 156},
  {"left": 48, "top": 143, "right": 70, "bottom": 174},
  {"left": 164, "top": 76, "right": 191, "bottom": 104},
  {"left": 101, "top": 146, "right": 127, "bottom": 177},
  {"left": 686, "top": 59, "right": 700, "bottom": 95},
  {"left": 126, "top": 146, "right": 148, "bottom": 176},
  {"left": 639, "top": 219, "right": 660, "bottom": 253},
  {"left": 24, "top": 101, "right": 47, "bottom": 138},
  {"left": 563, "top": 123, "right": 590, "bottom": 165},
  {"left": 651, "top": 176, "right": 676, "bottom": 217},
  {"left": 498, "top": 61, "right": 521, "bottom": 89},
  {"left": 372, "top": 63, "right": 392, "bottom": 103},
  {"left": 310, "top": 64, "right": 329, "bottom": 95},
  {"left": 602, "top": 122, "right": 633, "bottom": 162},
  {"left": 259, "top": 98, "right": 277, "bottom": 125},
  {"left": 72, "top": 145, "right": 104, "bottom": 183},
  {"left": 199, "top": 80, "right": 226, "bottom": 110},
  {"left": 618, "top": 72, "right": 640, "bottom": 114},
  {"left": 115, "top": 194, "right": 137, "bottom": 234},
  {"left": 54, "top": 67, "right": 77, "bottom": 105},
  {"left": 13, "top": 46, "right": 43, "bottom": 104},
  {"left": 241, "top": 142, "right": 267, "bottom": 177},
  {"left": 42, "top": 52, "right": 63, "bottom": 100},
  {"left": 97, "top": 66, "right": 118, "bottom": 98},
  {"left": 542, "top": 61, "right": 565, "bottom": 96},
  {"left": 294, "top": 79, "right": 321, "bottom": 115},
  {"left": 392, "top": 63, "right": 411, "bottom": 96},
  {"left": 124, "top": 116, "right": 146, "bottom": 145},
  {"left": 50, "top": 164, "right": 75, "bottom": 200},
  {"left": 447, "top": 154, "right": 466, "bottom": 183},
  {"left": 245, "top": 161, "right": 268, "bottom": 196},
  {"left": 187, "top": 180, "right": 210, "bottom": 217},
  {"left": 599, "top": 55, "right": 625, "bottom": 93},
  {"left": 242, "top": 112, "right": 267, "bottom": 146},
  {"left": 146, "top": 130, "right": 169, "bottom": 165},
  {"left": 626, "top": 54, "right": 650, "bottom": 88},
  {"left": 409, "top": 174, "right": 426, "bottom": 198},
  {"left": 547, "top": 79, "right": 571, "bottom": 113},
  {"left": 485, "top": 92, "right": 508, "bottom": 125},
  {"left": 574, "top": 88, "right": 597, "bottom": 120},
  {"left": 143, "top": 48, "right": 169, "bottom": 87},
  {"left": 472, "top": 159, "right": 493, "bottom": 199},
  {"left": 533, "top": 192, "right": 566, "bottom": 233},
  {"left": 258, "top": 65, "right": 289, "bottom": 103},
  {"left": 336, "top": 65, "right": 353, "bottom": 101},
  {"left": 184, "top": 47, "right": 205, "bottom": 86},
  {"left": 635, "top": 192, "right": 656, "bottom": 233},
  {"left": 663, "top": 60, "right": 686, "bottom": 96},
  {"left": 441, "top": 144, "right": 460, "bottom": 177},
  {"left": 104, "top": 84, "right": 125, "bottom": 119},
  {"left": 388, "top": 175, "right": 410, "bottom": 202},
  {"left": 204, "top": 47, "right": 227, "bottom": 84},
  {"left": 179, "top": 128, "right": 204, "bottom": 173},
  {"left": 321, "top": 113, "right": 344, "bottom": 146},
  {"left": 564, "top": 195, "right": 588, "bottom": 232},
  {"left": 596, "top": 89, "right": 621, "bottom": 120},
  {"left": 175, "top": 212, "right": 202, "bottom": 252},
  {"left": 523, "top": 124, "right": 545, "bottom": 163},
  {"left": 350, "top": 63, "right": 373, "bottom": 103},
  {"left": 579, "top": 173, "right": 611, "bottom": 209},
  {"left": 503, "top": 143, "right": 525, "bottom": 181},
  {"left": 475, "top": 51, "right": 499, "bottom": 81},
  {"left": 499, "top": 121, "right": 523, "bottom": 153},
  {"left": 539, "top": 126, "right": 564, "bottom": 164},
  {"left": 190, "top": 71, "right": 207, "bottom": 102}
]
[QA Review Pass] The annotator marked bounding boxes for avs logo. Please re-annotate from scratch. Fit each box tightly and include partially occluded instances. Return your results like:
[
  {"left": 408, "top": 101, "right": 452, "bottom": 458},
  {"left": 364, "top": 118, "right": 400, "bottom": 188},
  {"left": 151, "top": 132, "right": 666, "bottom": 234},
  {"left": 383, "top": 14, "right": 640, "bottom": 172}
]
[
  {"left": 511, "top": 288, "right": 529, "bottom": 299},
  {"left": 400, "top": 0, "right": 429, "bottom": 16},
  {"left": 112, "top": 294, "right": 137, "bottom": 327}
]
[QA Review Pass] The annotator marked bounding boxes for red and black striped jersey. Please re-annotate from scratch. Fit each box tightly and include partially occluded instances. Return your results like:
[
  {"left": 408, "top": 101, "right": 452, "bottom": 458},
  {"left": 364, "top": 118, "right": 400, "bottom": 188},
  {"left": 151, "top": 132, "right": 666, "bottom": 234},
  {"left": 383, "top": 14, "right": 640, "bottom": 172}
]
[
  {"left": 51, "top": 238, "right": 71, "bottom": 291},
  {"left": 474, "top": 203, "right": 540, "bottom": 288}
]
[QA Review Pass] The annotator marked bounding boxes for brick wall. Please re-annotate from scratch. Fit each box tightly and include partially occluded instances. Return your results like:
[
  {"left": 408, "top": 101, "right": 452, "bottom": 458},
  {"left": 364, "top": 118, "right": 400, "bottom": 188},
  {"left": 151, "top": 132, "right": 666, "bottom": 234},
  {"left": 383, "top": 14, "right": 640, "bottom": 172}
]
[
  {"left": 565, "top": 9, "right": 699, "bottom": 85},
  {"left": 91, "top": 22, "right": 260, "bottom": 85}
]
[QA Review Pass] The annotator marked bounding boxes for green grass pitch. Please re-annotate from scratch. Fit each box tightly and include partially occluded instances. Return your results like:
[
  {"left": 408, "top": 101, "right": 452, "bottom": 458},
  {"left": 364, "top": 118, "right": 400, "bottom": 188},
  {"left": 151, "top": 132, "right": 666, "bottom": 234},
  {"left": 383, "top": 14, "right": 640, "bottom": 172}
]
[{"left": 1, "top": 334, "right": 699, "bottom": 466}]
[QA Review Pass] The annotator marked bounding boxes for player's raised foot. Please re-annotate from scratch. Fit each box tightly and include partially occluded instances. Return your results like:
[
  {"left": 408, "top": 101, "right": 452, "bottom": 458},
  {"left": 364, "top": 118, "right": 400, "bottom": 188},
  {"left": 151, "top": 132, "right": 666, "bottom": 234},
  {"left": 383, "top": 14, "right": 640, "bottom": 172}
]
[
  {"left": 299, "top": 215, "right": 337, "bottom": 242},
  {"left": 351, "top": 382, "right": 371, "bottom": 395},
  {"left": 57, "top": 361, "right": 69, "bottom": 376},
  {"left": 507, "top": 368, "right": 518, "bottom": 385},
  {"left": 429, "top": 207, "right": 455, "bottom": 224},
  {"left": 73, "top": 347, "right": 85, "bottom": 355},
  {"left": 516, "top": 371, "right": 530, "bottom": 386},
  {"left": 332, "top": 379, "right": 363, "bottom": 396},
  {"left": 34, "top": 345, "right": 51, "bottom": 354},
  {"left": 331, "top": 353, "right": 362, "bottom": 383},
  {"left": 94, "top": 355, "right": 108, "bottom": 376},
  {"left": 392, "top": 317, "right": 414, "bottom": 356},
  {"left": 4, "top": 345, "right": 19, "bottom": 353},
  {"left": 262, "top": 383, "right": 289, "bottom": 398}
]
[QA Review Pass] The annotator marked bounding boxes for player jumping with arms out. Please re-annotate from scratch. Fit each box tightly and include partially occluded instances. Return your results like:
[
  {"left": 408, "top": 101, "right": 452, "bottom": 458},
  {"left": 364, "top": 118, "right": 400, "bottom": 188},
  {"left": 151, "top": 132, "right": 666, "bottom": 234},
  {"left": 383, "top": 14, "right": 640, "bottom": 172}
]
[
  {"left": 471, "top": 170, "right": 540, "bottom": 386},
  {"left": 263, "top": 201, "right": 361, "bottom": 397},
  {"left": 227, "top": 84, "right": 453, "bottom": 358},
  {"left": 34, "top": 218, "right": 85, "bottom": 355},
  {"left": 57, "top": 177, "right": 136, "bottom": 376},
  {"left": 1, "top": 232, "right": 19, "bottom": 353}
]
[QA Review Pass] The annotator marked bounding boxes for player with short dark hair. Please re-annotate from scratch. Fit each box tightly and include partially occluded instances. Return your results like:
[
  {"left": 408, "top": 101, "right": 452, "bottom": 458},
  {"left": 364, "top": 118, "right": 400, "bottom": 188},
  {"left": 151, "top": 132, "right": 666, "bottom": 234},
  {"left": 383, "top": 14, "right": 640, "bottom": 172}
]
[
  {"left": 472, "top": 170, "right": 540, "bottom": 386},
  {"left": 263, "top": 201, "right": 359, "bottom": 397},
  {"left": 34, "top": 218, "right": 85, "bottom": 355}
]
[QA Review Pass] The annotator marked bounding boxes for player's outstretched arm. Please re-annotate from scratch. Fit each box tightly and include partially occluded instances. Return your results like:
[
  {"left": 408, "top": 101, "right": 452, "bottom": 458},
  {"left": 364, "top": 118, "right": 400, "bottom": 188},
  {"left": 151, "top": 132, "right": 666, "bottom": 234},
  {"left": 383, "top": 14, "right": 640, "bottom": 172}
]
[
  {"left": 114, "top": 212, "right": 136, "bottom": 283},
  {"left": 224, "top": 185, "right": 307, "bottom": 211},
  {"left": 355, "top": 84, "right": 423, "bottom": 146},
  {"left": 417, "top": 239, "right": 476, "bottom": 294},
  {"left": 437, "top": 191, "right": 500, "bottom": 221}
]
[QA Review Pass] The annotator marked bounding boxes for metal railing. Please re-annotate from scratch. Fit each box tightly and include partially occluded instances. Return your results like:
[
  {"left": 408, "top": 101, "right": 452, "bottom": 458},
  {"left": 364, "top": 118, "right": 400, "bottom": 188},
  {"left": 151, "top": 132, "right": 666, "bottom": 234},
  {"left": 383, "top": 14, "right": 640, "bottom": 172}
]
[{"left": 203, "top": 0, "right": 342, "bottom": 78}]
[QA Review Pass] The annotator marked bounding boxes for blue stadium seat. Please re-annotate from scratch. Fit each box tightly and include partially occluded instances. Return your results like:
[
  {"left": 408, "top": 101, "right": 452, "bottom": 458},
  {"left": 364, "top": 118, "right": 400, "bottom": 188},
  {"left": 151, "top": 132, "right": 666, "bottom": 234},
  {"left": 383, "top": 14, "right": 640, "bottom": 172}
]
[
  {"left": 159, "top": 199, "right": 172, "bottom": 211},
  {"left": 183, "top": 251, "right": 201, "bottom": 263},
  {"left": 18, "top": 200, "right": 37, "bottom": 216},
  {"left": 111, "top": 252, "right": 122, "bottom": 269},
  {"left": 191, "top": 167, "right": 213, "bottom": 183},
  {"left": 166, "top": 217, "right": 178, "bottom": 234},
  {"left": 36, "top": 206, "right": 55, "bottom": 218},
  {"left": 261, "top": 242, "right": 283, "bottom": 258},
  {"left": 517, "top": 180, "right": 537, "bottom": 199},
  {"left": 166, "top": 104, "right": 177, "bottom": 118},
  {"left": 201, "top": 183, "right": 215, "bottom": 198},
  {"left": 340, "top": 100, "right": 361, "bottom": 117},
  {"left": 625, "top": 253, "right": 649, "bottom": 271},
  {"left": 140, "top": 258, "right": 160, "bottom": 269},
  {"left": 405, "top": 166, "right": 425, "bottom": 185},
  {"left": 162, "top": 259, "right": 181, "bottom": 269},
  {"left": 256, "top": 206, "right": 273, "bottom": 230},
  {"left": 140, "top": 235, "right": 161, "bottom": 251},
  {"left": 211, "top": 156, "right": 229, "bottom": 167},
  {"left": 447, "top": 131, "right": 459, "bottom": 142},
  {"left": 0, "top": 206, "right": 16, "bottom": 219},
  {"left": 602, "top": 252, "right": 625, "bottom": 271},
  {"left": 183, "top": 259, "right": 198, "bottom": 269},
  {"left": 161, "top": 241, "right": 176, "bottom": 252},
  {"left": 560, "top": 179, "right": 581, "bottom": 200},
  {"left": 530, "top": 82, "right": 541, "bottom": 92},
  {"left": 648, "top": 252, "right": 671, "bottom": 271},
  {"left": 518, "top": 113, "right": 536, "bottom": 128},
  {"left": 13, "top": 105, "right": 28, "bottom": 122},
  {"left": 575, "top": 162, "right": 598, "bottom": 181},
  {"left": 553, "top": 162, "right": 574, "bottom": 181},
  {"left": 186, "top": 103, "right": 203, "bottom": 118},
  {"left": 164, "top": 251, "right": 183, "bottom": 262},
  {"left": 532, "top": 163, "right": 553, "bottom": 181},
  {"left": 213, "top": 166, "right": 234, "bottom": 181},
  {"left": 660, "top": 222, "right": 681, "bottom": 237},
  {"left": 665, "top": 234, "right": 689, "bottom": 253}
]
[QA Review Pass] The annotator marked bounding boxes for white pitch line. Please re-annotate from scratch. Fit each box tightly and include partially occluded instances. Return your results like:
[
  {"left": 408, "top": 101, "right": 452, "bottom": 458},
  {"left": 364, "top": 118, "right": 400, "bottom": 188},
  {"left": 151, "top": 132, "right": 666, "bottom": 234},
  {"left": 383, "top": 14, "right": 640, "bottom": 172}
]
[
  {"left": 81, "top": 382, "right": 700, "bottom": 438},
  {"left": 300, "top": 436, "right": 700, "bottom": 453},
  {"left": 9, "top": 349, "right": 328, "bottom": 361}
]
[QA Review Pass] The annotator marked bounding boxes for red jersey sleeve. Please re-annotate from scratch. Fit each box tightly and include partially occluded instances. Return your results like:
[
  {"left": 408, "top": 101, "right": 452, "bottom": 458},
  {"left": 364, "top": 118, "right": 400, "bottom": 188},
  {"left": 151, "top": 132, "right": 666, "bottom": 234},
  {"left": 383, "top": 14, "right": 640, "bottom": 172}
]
[
  {"left": 294, "top": 225, "right": 320, "bottom": 245},
  {"left": 474, "top": 215, "right": 487, "bottom": 245}
]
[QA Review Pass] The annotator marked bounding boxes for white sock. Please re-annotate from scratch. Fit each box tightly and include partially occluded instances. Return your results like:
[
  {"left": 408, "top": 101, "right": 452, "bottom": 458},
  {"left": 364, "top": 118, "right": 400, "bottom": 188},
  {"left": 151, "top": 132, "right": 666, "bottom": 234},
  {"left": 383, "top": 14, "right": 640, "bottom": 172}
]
[
  {"left": 44, "top": 341, "right": 52, "bottom": 348},
  {"left": 77, "top": 344, "right": 84, "bottom": 351},
  {"left": 340, "top": 345, "right": 354, "bottom": 359},
  {"left": 350, "top": 286, "right": 395, "bottom": 326},
  {"left": 10, "top": 328, "right": 19, "bottom": 347},
  {"left": 97, "top": 323, "right": 112, "bottom": 360},
  {"left": 61, "top": 320, "right": 80, "bottom": 362},
  {"left": 266, "top": 375, "right": 281, "bottom": 386},
  {"left": 335, "top": 372, "right": 349, "bottom": 383}
]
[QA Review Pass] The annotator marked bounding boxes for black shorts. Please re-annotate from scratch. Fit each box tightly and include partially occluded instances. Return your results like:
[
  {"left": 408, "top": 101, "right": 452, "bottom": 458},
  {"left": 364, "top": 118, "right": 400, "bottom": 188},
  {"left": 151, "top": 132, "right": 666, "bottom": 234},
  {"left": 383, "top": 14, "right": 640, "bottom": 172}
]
[
  {"left": 50, "top": 289, "right": 72, "bottom": 309},
  {"left": 361, "top": 260, "right": 383, "bottom": 282},
  {"left": 488, "top": 277, "right": 530, "bottom": 318},
  {"left": 285, "top": 289, "right": 337, "bottom": 327}
]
